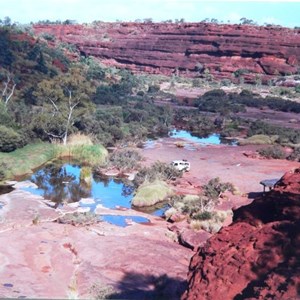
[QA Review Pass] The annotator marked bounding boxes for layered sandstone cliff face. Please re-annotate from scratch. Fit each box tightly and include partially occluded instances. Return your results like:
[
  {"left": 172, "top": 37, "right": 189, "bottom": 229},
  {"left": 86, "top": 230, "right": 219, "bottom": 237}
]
[
  {"left": 183, "top": 168, "right": 300, "bottom": 300},
  {"left": 33, "top": 23, "right": 300, "bottom": 83}
]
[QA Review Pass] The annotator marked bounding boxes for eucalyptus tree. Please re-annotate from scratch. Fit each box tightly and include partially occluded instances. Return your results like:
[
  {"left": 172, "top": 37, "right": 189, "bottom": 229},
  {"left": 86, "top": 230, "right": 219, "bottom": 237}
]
[
  {"left": 33, "top": 67, "right": 95, "bottom": 144},
  {"left": 0, "top": 70, "right": 16, "bottom": 106}
]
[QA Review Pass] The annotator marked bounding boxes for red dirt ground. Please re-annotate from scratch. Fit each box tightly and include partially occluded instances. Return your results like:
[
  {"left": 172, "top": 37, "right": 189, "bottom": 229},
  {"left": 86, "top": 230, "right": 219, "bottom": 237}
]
[
  {"left": 0, "top": 139, "right": 299, "bottom": 299},
  {"left": 140, "top": 137, "right": 300, "bottom": 195}
]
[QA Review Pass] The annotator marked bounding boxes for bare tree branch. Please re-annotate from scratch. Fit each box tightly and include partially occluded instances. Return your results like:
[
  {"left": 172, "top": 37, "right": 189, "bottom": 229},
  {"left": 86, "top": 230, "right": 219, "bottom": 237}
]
[{"left": 1, "top": 73, "right": 16, "bottom": 106}]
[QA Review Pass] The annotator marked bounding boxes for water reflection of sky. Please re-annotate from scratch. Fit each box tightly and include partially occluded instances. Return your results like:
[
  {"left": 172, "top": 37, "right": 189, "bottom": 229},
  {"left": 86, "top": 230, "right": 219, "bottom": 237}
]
[
  {"left": 169, "top": 130, "right": 221, "bottom": 144},
  {"left": 22, "top": 163, "right": 168, "bottom": 219},
  {"left": 169, "top": 129, "right": 237, "bottom": 146},
  {"left": 100, "top": 215, "right": 149, "bottom": 227}
]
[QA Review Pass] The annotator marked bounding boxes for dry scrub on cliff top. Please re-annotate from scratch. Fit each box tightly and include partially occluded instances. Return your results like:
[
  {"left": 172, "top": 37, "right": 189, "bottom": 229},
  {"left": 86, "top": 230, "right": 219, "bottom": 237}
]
[
  {"left": 165, "top": 178, "right": 235, "bottom": 232},
  {"left": 183, "top": 168, "right": 300, "bottom": 300},
  {"left": 190, "top": 210, "right": 233, "bottom": 233}
]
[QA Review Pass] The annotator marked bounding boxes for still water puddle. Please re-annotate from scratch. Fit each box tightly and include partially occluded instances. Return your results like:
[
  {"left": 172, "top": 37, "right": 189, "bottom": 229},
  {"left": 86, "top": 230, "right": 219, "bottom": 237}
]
[
  {"left": 101, "top": 215, "right": 149, "bottom": 227},
  {"left": 169, "top": 129, "right": 236, "bottom": 146},
  {"left": 22, "top": 162, "right": 167, "bottom": 225}
]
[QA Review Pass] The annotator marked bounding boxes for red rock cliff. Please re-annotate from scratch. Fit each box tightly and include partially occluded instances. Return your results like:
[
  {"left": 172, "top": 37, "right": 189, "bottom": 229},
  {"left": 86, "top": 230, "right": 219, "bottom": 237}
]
[
  {"left": 182, "top": 168, "right": 300, "bottom": 300},
  {"left": 33, "top": 23, "right": 300, "bottom": 83}
]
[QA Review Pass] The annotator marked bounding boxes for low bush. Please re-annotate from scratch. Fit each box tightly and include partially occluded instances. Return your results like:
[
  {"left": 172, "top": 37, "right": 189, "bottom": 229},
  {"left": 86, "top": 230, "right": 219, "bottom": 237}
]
[
  {"left": 109, "top": 149, "right": 142, "bottom": 170},
  {"left": 287, "top": 147, "right": 300, "bottom": 161},
  {"left": 166, "top": 178, "right": 234, "bottom": 221},
  {"left": 203, "top": 177, "right": 234, "bottom": 200},
  {"left": 190, "top": 210, "right": 232, "bottom": 233},
  {"left": 258, "top": 146, "right": 286, "bottom": 159},
  {"left": 192, "top": 211, "right": 213, "bottom": 221},
  {"left": 0, "top": 143, "right": 59, "bottom": 179},
  {"left": 148, "top": 84, "right": 160, "bottom": 93},
  {"left": 248, "top": 121, "right": 300, "bottom": 145},
  {"left": 57, "top": 212, "right": 99, "bottom": 226},
  {"left": 131, "top": 180, "right": 173, "bottom": 207},
  {"left": 89, "top": 282, "right": 116, "bottom": 300},
  {"left": 0, "top": 162, "right": 7, "bottom": 181},
  {"left": 133, "top": 161, "right": 182, "bottom": 187},
  {"left": 67, "top": 144, "right": 108, "bottom": 166},
  {"left": 68, "top": 133, "right": 93, "bottom": 145},
  {"left": 0, "top": 125, "right": 26, "bottom": 152},
  {"left": 238, "top": 134, "right": 277, "bottom": 145}
]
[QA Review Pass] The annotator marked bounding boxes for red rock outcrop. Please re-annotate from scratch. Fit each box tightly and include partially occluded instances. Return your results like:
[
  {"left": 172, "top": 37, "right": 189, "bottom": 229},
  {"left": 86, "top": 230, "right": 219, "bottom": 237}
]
[
  {"left": 33, "top": 23, "right": 300, "bottom": 83},
  {"left": 183, "top": 168, "right": 300, "bottom": 300}
]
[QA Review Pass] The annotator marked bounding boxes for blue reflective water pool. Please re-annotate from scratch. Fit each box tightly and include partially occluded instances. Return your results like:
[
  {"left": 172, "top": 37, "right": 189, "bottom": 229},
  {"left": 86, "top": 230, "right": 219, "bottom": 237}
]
[
  {"left": 22, "top": 163, "right": 167, "bottom": 224},
  {"left": 22, "top": 163, "right": 134, "bottom": 209},
  {"left": 100, "top": 215, "right": 150, "bottom": 227},
  {"left": 169, "top": 129, "right": 236, "bottom": 145}
]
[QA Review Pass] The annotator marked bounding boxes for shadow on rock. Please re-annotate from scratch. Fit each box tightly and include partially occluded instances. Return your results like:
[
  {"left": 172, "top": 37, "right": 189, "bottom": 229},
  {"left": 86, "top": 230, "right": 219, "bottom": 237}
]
[
  {"left": 94, "top": 272, "right": 187, "bottom": 300},
  {"left": 234, "top": 219, "right": 300, "bottom": 300},
  {"left": 247, "top": 191, "right": 264, "bottom": 199},
  {"left": 183, "top": 168, "right": 300, "bottom": 300}
]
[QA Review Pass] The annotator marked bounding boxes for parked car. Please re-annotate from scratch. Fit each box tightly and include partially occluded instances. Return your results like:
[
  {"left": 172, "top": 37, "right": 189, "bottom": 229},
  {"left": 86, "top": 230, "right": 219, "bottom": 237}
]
[{"left": 171, "top": 160, "right": 190, "bottom": 172}]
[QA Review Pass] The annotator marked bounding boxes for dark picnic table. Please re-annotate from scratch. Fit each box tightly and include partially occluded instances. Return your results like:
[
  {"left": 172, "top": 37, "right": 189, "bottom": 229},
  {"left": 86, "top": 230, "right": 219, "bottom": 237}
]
[{"left": 259, "top": 178, "right": 279, "bottom": 193}]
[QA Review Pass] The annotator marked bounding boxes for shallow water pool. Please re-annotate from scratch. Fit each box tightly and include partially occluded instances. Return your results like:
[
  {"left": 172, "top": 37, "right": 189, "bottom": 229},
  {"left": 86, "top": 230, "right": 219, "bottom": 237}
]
[
  {"left": 169, "top": 129, "right": 236, "bottom": 145},
  {"left": 100, "top": 215, "right": 150, "bottom": 227},
  {"left": 22, "top": 162, "right": 167, "bottom": 224}
]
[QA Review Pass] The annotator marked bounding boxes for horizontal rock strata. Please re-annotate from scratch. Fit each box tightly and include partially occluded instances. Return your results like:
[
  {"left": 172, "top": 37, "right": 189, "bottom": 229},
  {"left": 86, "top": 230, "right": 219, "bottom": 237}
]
[{"left": 33, "top": 23, "right": 300, "bottom": 83}]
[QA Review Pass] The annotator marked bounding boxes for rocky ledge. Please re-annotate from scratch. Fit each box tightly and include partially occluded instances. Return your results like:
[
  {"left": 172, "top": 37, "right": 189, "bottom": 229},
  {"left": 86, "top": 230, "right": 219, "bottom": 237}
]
[
  {"left": 183, "top": 168, "right": 300, "bottom": 300},
  {"left": 33, "top": 22, "right": 300, "bottom": 83}
]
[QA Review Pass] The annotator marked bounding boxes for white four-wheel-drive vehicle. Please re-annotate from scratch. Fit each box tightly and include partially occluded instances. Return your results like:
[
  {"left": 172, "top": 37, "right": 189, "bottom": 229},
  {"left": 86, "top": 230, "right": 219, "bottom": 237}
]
[{"left": 171, "top": 160, "right": 190, "bottom": 172}]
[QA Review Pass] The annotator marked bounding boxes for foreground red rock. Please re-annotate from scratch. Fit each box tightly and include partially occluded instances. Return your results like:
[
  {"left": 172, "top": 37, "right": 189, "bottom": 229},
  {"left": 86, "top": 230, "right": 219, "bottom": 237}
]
[
  {"left": 33, "top": 22, "right": 300, "bottom": 83},
  {"left": 0, "top": 187, "right": 191, "bottom": 299},
  {"left": 183, "top": 168, "right": 300, "bottom": 300}
]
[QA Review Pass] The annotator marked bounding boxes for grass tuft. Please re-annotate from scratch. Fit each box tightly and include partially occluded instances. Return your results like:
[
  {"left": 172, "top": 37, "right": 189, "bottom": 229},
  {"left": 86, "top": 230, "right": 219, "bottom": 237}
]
[
  {"left": 132, "top": 180, "right": 173, "bottom": 207},
  {"left": 238, "top": 134, "right": 278, "bottom": 145},
  {"left": 0, "top": 141, "right": 108, "bottom": 181}
]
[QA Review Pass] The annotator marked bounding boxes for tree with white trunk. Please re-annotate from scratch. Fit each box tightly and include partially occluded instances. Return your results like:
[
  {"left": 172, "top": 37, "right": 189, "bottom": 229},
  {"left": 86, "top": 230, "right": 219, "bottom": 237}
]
[
  {"left": 33, "top": 67, "right": 95, "bottom": 145},
  {"left": 0, "top": 71, "right": 16, "bottom": 106}
]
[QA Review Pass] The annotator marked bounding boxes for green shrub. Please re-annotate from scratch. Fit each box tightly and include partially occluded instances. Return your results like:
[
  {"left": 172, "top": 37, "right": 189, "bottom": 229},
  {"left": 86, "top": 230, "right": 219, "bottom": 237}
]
[
  {"left": 238, "top": 134, "right": 277, "bottom": 145},
  {"left": 133, "top": 161, "right": 182, "bottom": 187},
  {"left": 109, "top": 149, "right": 142, "bottom": 170},
  {"left": 89, "top": 282, "right": 116, "bottom": 300},
  {"left": 132, "top": 180, "right": 173, "bottom": 207},
  {"left": 203, "top": 177, "right": 234, "bottom": 200},
  {"left": 0, "top": 103, "right": 14, "bottom": 127},
  {"left": 193, "top": 211, "right": 213, "bottom": 220},
  {"left": 287, "top": 147, "right": 300, "bottom": 161},
  {"left": 57, "top": 212, "right": 99, "bottom": 226},
  {"left": 148, "top": 84, "right": 160, "bottom": 93},
  {"left": 166, "top": 178, "right": 234, "bottom": 221},
  {"left": 247, "top": 121, "right": 300, "bottom": 145},
  {"left": 0, "top": 162, "right": 7, "bottom": 181},
  {"left": 0, "top": 125, "right": 25, "bottom": 152},
  {"left": 41, "top": 33, "right": 55, "bottom": 41},
  {"left": 258, "top": 146, "right": 286, "bottom": 159},
  {"left": 0, "top": 143, "right": 59, "bottom": 179},
  {"left": 190, "top": 210, "right": 232, "bottom": 233},
  {"left": 68, "top": 144, "right": 108, "bottom": 166}
]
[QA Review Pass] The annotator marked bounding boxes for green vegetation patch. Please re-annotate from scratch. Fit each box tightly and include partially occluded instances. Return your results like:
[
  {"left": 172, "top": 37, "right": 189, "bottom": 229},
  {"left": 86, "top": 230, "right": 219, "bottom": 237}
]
[
  {"left": 238, "top": 134, "right": 277, "bottom": 145},
  {"left": 68, "top": 144, "right": 108, "bottom": 166},
  {"left": 132, "top": 180, "right": 173, "bottom": 207},
  {"left": 0, "top": 142, "right": 59, "bottom": 179},
  {"left": 108, "top": 149, "right": 142, "bottom": 171},
  {"left": 287, "top": 147, "right": 300, "bottom": 162},
  {"left": 0, "top": 142, "right": 108, "bottom": 181},
  {"left": 258, "top": 146, "right": 286, "bottom": 159}
]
